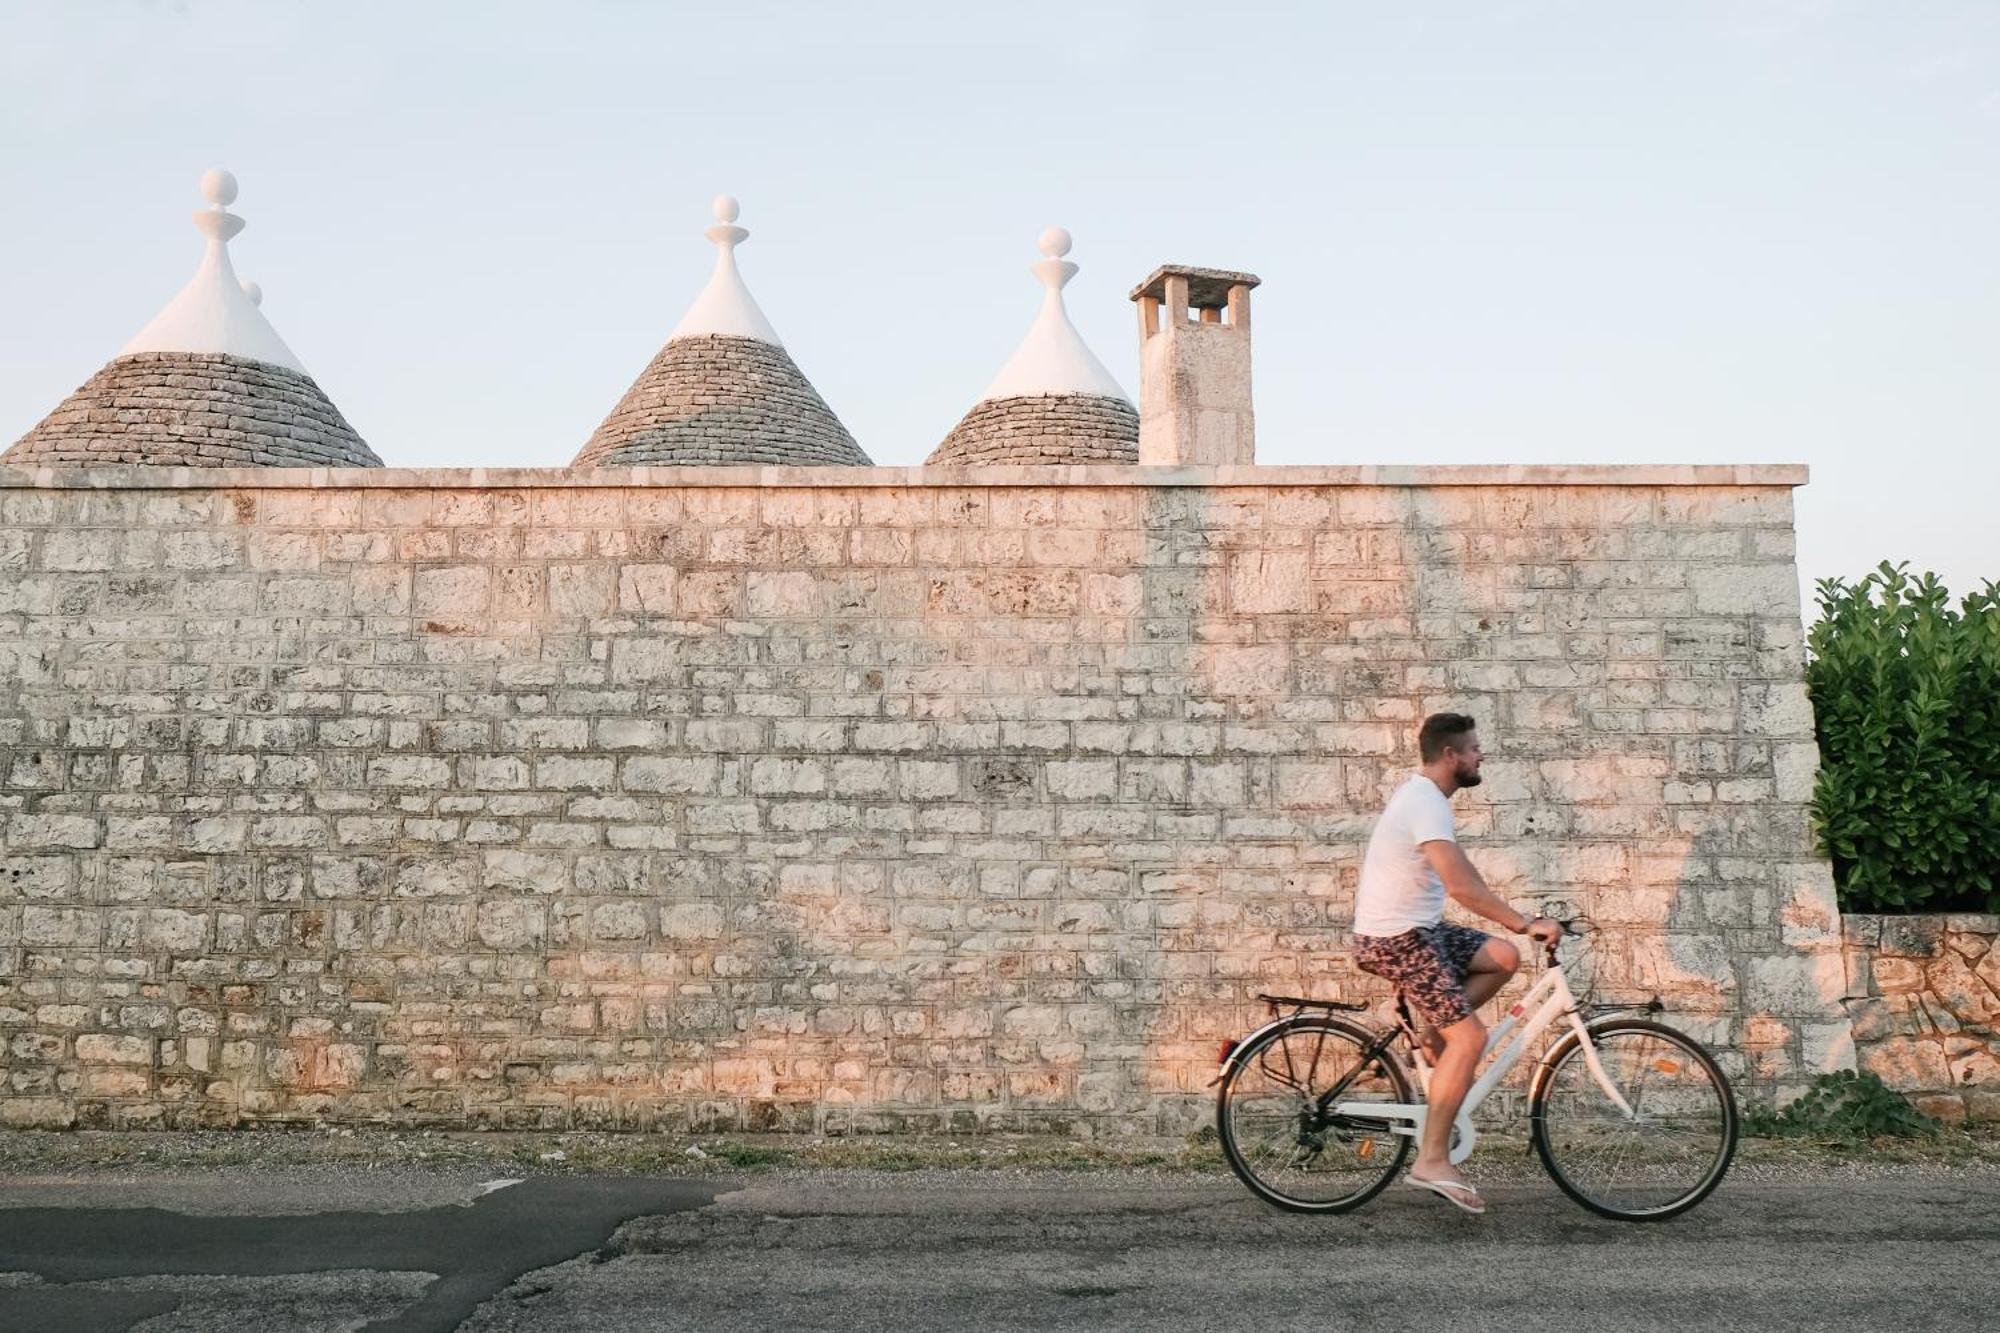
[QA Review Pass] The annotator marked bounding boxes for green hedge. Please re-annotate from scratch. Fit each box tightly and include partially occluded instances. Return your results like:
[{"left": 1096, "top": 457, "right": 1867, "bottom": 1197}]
[{"left": 1806, "top": 563, "right": 2000, "bottom": 913}]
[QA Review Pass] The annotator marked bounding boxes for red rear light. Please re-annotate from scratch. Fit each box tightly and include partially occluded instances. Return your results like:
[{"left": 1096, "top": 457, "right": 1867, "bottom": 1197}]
[{"left": 1217, "top": 1039, "right": 1238, "bottom": 1066}]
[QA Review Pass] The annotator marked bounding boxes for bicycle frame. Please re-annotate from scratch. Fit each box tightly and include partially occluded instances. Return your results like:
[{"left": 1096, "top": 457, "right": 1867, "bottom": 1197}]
[{"left": 1332, "top": 959, "right": 1636, "bottom": 1166}]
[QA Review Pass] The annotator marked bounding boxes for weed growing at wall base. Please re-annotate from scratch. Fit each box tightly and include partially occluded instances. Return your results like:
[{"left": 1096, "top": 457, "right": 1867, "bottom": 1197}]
[
  {"left": 1744, "top": 1070, "right": 1939, "bottom": 1142},
  {"left": 1807, "top": 563, "right": 2000, "bottom": 913}
]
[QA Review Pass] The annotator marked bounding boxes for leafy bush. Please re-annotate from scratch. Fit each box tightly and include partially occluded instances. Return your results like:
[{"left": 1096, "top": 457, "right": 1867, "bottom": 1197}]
[
  {"left": 1806, "top": 563, "right": 2000, "bottom": 913},
  {"left": 1744, "top": 1069, "right": 1938, "bottom": 1142}
]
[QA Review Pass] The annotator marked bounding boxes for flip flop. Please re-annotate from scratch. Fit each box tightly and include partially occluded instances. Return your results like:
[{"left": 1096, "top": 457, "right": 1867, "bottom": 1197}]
[{"left": 1407, "top": 1172, "right": 1486, "bottom": 1215}]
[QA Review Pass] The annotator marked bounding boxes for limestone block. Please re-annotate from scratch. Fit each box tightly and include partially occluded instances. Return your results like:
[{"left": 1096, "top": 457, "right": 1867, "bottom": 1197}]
[
  {"left": 596, "top": 719, "right": 669, "bottom": 750},
  {"left": 394, "top": 859, "right": 473, "bottom": 899},
  {"left": 548, "top": 564, "right": 615, "bottom": 617},
  {"left": 143, "top": 909, "right": 209, "bottom": 952},
  {"left": 366, "top": 757, "right": 453, "bottom": 789},
  {"left": 832, "top": 758, "right": 895, "bottom": 797},
  {"left": 1869, "top": 957, "right": 1921, "bottom": 992},
  {"left": 1738, "top": 682, "right": 1815, "bottom": 738},
  {"left": 22, "top": 907, "right": 97, "bottom": 946},
  {"left": 502, "top": 719, "right": 590, "bottom": 751},
  {"left": 1197, "top": 644, "right": 1290, "bottom": 698},
  {"left": 1772, "top": 741, "right": 1821, "bottom": 802},
  {"left": 746, "top": 571, "right": 818, "bottom": 617},
  {"left": 1275, "top": 762, "right": 1344, "bottom": 809},
  {"left": 1877, "top": 916, "right": 1945, "bottom": 957},
  {"left": 1045, "top": 760, "right": 1117, "bottom": 802},
  {"left": 617, "top": 564, "right": 679, "bottom": 613},
  {"left": 248, "top": 818, "right": 327, "bottom": 850},
  {"left": 591, "top": 901, "right": 651, "bottom": 941},
  {"left": 1859, "top": 1039, "right": 1952, "bottom": 1091},
  {"left": 1928, "top": 948, "right": 1999, "bottom": 1027},
  {"left": 481, "top": 851, "right": 566, "bottom": 894},
  {"left": 412, "top": 566, "right": 489, "bottom": 617},
  {"left": 1229, "top": 551, "right": 1310, "bottom": 613},
  {"left": 750, "top": 757, "right": 826, "bottom": 796},
  {"left": 1777, "top": 863, "right": 1841, "bottom": 946},
  {"left": 662, "top": 903, "right": 724, "bottom": 941},
  {"left": 676, "top": 572, "right": 741, "bottom": 616},
  {"left": 76, "top": 1034, "right": 154, "bottom": 1065},
  {"left": 1742, "top": 952, "right": 1846, "bottom": 1017},
  {"left": 42, "top": 530, "right": 122, "bottom": 572},
  {"left": 535, "top": 757, "right": 616, "bottom": 792},
  {"left": 6, "top": 815, "right": 100, "bottom": 850},
  {"left": 333, "top": 568, "right": 410, "bottom": 621},
  {"left": 853, "top": 722, "right": 931, "bottom": 753}
]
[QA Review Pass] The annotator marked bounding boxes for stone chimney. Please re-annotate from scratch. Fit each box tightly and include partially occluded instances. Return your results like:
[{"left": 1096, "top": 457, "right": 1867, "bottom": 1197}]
[{"left": 1129, "top": 264, "right": 1261, "bottom": 466}]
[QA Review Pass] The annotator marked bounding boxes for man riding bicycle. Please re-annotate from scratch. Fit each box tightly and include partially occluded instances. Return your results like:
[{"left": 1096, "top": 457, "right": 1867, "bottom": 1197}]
[{"left": 1351, "top": 713, "right": 1562, "bottom": 1215}]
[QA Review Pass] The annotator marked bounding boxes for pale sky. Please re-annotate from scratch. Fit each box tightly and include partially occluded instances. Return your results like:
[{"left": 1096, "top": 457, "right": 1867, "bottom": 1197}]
[{"left": 3, "top": 1, "right": 1996, "bottom": 608}]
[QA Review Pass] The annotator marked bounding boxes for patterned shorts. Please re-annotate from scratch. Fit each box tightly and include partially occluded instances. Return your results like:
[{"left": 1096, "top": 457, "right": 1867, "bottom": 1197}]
[{"left": 1352, "top": 923, "right": 1495, "bottom": 1029}]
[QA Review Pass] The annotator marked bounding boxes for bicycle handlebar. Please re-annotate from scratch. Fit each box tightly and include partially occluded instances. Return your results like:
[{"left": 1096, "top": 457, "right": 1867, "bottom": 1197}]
[{"left": 1538, "top": 915, "right": 1593, "bottom": 964}]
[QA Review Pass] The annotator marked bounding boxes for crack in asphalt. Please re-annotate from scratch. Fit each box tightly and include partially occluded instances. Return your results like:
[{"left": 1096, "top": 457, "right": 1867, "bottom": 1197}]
[{"left": 0, "top": 1175, "right": 719, "bottom": 1333}]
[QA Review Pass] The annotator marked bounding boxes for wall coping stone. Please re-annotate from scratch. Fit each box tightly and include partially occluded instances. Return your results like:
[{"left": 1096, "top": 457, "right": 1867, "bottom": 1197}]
[
  {"left": 1843, "top": 911, "right": 2000, "bottom": 935},
  {"left": 0, "top": 462, "right": 1811, "bottom": 491}
]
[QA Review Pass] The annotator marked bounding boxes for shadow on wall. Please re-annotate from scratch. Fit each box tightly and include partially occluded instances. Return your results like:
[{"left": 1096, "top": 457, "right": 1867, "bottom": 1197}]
[{"left": 1134, "top": 481, "right": 1851, "bottom": 1127}]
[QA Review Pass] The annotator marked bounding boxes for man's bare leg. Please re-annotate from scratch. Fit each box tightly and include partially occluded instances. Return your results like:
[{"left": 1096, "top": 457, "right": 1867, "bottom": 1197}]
[
  {"left": 1461, "top": 938, "right": 1520, "bottom": 1009},
  {"left": 1413, "top": 1013, "right": 1485, "bottom": 1182}
]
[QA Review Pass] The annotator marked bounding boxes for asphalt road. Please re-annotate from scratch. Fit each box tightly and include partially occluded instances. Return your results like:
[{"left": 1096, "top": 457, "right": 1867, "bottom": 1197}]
[{"left": 2, "top": 1162, "right": 1995, "bottom": 1332}]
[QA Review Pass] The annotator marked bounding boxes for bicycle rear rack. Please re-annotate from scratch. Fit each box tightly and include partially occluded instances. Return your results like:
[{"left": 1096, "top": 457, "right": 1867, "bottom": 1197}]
[
  {"left": 1209, "top": 994, "right": 1375, "bottom": 1086},
  {"left": 1255, "top": 992, "right": 1369, "bottom": 1014}
]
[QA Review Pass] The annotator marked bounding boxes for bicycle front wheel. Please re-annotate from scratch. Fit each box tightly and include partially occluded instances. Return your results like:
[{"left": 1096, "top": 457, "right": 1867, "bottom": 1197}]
[
  {"left": 1217, "top": 1016, "right": 1413, "bottom": 1213},
  {"left": 1530, "top": 1018, "right": 1737, "bottom": 1221}
]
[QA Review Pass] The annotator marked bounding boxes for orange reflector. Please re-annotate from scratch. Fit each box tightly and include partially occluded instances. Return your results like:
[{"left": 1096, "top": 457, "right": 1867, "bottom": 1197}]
[
  {"left": 1357, "top": 1139, "right": 1375, "bottom": 1160},
  {"left": 1653, "top": 1059, "right": 1681, "bottom": 1074}
]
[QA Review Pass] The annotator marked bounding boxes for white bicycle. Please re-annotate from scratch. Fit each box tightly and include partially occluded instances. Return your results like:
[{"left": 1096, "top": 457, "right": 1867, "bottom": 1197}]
[{"left": 1215, "top": 919, "right": 1738, "bottom": 1220}]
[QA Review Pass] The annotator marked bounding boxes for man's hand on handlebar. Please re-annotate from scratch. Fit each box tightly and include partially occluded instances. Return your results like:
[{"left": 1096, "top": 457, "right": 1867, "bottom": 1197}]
[{"left": 1523, "top": 917, "right": 1564, "bottom": 945}]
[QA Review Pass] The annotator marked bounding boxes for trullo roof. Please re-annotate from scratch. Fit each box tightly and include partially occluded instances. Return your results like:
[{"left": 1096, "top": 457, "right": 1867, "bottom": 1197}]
[
  {"left": 5, "top": 170, "right": 380, "bottom": 469},
  {"left": 927, "top": 227, "right": 1137, "bottom": 467},
  {"left": 573, "top": 196, "right": 868, "bottom": 468}
]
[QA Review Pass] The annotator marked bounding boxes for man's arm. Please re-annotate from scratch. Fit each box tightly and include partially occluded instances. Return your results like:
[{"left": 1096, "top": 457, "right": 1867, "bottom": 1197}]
[{"left": 1420, "top": 840, "right": 1557, "bottom": 939}]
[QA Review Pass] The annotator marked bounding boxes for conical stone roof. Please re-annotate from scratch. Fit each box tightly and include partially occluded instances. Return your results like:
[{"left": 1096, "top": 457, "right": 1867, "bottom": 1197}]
[
  {"left": 5, "top": 170, "right": 379, "bottom": 470},
  {"left": 928, "top": 228, "right": 1136, "bottom": 467},
  {"left": 573, "top": 197, "right": 868, "bottom": 468}
]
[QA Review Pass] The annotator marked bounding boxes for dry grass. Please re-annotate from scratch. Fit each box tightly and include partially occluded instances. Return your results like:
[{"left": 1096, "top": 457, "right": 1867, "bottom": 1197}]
[{"left": 2, "top": 1123, "right": 1995, "bottom": 1177}]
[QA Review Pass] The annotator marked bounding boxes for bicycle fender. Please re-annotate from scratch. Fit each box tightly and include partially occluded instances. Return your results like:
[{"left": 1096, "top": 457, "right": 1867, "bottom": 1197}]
[{"left": 1527, "top": 1016, "right": 1700, "bottom": 1115}]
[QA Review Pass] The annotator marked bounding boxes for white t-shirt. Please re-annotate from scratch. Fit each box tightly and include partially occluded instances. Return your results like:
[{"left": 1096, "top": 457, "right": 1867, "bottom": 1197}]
[{"left": 1352, "top": 774, "right": 1458, "bottom": 937}]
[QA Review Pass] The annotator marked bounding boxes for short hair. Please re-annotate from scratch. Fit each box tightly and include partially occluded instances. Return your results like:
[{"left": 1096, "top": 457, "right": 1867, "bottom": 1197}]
[{"left": 1418, "top": 713, "right": 1477, "bottom": 762}]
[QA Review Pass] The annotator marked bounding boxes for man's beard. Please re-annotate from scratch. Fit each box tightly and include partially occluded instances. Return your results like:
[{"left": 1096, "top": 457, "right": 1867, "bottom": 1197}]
[{"left": 1457, "top": 768, "right": 1483, "bottom": 788}]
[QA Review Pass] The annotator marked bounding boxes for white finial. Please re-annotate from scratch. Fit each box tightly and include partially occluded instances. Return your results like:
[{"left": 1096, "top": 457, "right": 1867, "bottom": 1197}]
[
  {"left": 200, "top": 168, "right": 239, "bottom": 207},
  {"left": 1029, "top": 223, "right": 1079, "bottom": 294},
  {"left": 668, "top": 194, "right": 783, "bottom": 345},
  {"left": 976, "top": 226, "right": 1128, "bottom": 403},
  {"left": 117, "top": 171, "right": 305, "bottom": 372}
]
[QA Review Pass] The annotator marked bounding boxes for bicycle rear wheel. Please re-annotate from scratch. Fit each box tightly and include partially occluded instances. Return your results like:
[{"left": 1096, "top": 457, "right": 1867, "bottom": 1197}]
[
  {"left": 1530, "top": 1018, "right": 1737, "bottom": 1221},
  {"left": 1217, "top": 1016, "right": 1412, "bottom": 1213}
]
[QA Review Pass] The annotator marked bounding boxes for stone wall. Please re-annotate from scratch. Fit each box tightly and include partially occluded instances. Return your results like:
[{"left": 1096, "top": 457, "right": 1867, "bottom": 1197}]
[
  {"left": 0, "top": 463, "right": 1846, "bottom": 1133},
  {"left": 1841, "top": 913, "right": 2000, "bottom": 1123}
]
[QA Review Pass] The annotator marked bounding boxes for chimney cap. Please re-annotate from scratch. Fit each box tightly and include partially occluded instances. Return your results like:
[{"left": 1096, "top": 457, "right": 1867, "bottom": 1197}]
[{"left": 1129, "top": 264, "right": 1261, "bottom": 308}]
